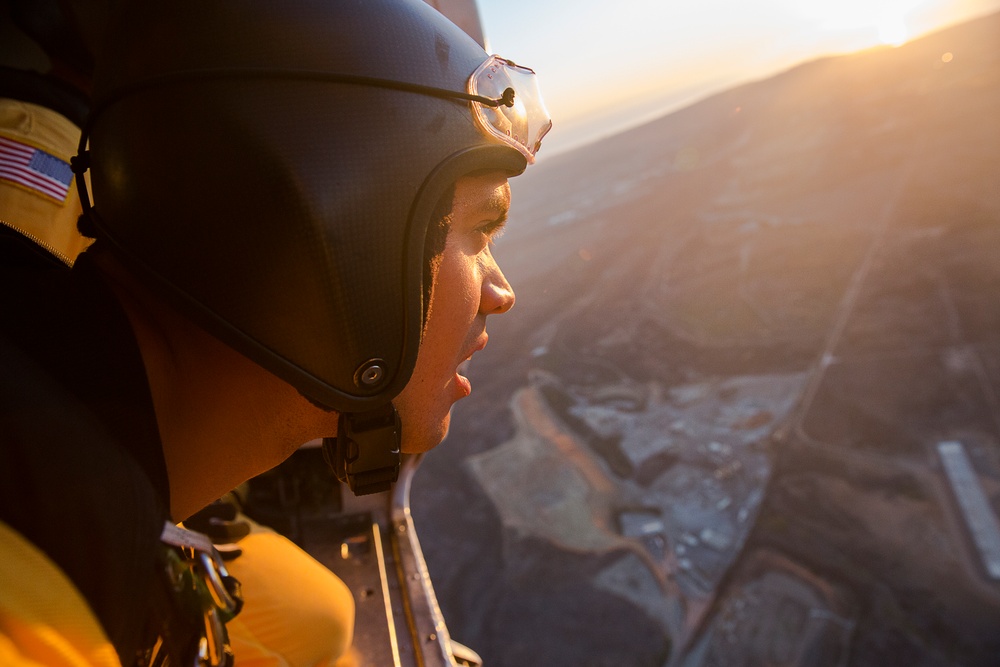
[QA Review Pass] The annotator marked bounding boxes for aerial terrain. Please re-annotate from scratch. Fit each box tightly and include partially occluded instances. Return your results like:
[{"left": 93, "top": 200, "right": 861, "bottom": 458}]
[{"left": 411, "top": 11, "right": 1000, "bottom": 667}]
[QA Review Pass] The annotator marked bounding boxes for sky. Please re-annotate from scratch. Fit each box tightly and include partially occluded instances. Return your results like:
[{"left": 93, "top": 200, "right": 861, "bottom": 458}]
[{"left": 477, "top": 0, "right": 1000, "bottom": 156}]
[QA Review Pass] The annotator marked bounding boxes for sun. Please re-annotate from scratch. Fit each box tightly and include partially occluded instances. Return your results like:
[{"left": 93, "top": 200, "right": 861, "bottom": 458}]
[
  {"left": 797, "top": 0, "right": 917, "bottom": 48},
  {"left": 877, "top": 15, "right": 910, "bottom": 46}
]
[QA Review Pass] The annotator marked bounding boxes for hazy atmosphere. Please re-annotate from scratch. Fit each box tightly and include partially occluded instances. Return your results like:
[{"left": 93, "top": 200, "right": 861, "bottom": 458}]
[
  {"left": 412, "top": 8, "right": 1000, "bottom": 666},
  {"left": 480, "top": 0, "right": 1000, "bottom": 155},
  {"left": 5, "top": 2, "right": 999, "bottom": 667}
]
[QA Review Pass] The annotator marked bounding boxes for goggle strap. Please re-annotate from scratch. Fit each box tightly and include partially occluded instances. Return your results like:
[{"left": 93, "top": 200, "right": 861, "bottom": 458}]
[
  {"left": 72, "top": 69, "right": 516, "bottom": 234},
  {"left": 83, "top": 68, "right": 515, "bottom": 137}
]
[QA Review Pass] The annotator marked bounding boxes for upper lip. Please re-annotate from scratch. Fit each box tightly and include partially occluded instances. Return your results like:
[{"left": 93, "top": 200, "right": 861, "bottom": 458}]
[{"left": 464, "top": 332, "right": 489, "bottom": 362}]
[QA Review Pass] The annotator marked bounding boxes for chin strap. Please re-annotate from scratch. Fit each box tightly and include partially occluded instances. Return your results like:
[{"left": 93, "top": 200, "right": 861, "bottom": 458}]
[{"left": 322, "top": 403, "right": 401, "bottom": 496}]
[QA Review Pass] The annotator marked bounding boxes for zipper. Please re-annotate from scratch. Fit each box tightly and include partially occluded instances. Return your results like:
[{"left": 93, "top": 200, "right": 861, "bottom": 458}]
[{"left": 0, "top": 218, "right": 76, "bottom": 267}]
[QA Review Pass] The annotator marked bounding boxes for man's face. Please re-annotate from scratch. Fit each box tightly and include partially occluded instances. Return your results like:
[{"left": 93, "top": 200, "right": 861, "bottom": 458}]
[{"left": 393, "top": 170, "right": 516, "bottom": 453}]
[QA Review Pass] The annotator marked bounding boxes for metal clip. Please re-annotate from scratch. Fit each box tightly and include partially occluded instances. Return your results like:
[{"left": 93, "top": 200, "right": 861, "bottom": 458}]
[{"left": 157, "top": 522, "right": 242, "bottom": 666}]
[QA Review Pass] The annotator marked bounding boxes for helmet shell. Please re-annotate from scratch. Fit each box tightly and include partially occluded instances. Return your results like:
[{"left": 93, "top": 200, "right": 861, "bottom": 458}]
[{"left": 87, "top": 0, "right": 526, "bottom": 411}]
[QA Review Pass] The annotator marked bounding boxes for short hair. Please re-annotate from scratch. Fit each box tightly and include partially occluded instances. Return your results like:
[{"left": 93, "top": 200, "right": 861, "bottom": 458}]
[{"left": 421, "top": 182, "right": 455, "bottom": 327}]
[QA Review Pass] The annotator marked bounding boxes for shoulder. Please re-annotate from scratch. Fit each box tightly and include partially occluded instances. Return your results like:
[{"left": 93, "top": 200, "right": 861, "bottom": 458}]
[{"left": 0, "top": 265, "right": 168, "bottom": 665}]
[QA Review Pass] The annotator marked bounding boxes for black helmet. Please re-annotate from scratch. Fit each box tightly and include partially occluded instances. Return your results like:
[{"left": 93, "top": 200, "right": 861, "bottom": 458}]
[{"left": 77, "top": 0, "right": 549, "bottom": 414}]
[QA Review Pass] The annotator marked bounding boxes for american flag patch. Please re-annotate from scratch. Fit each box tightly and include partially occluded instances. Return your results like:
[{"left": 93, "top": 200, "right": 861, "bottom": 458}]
[{"left": 0, "top": 135, "right": 73, "bottom": 202}]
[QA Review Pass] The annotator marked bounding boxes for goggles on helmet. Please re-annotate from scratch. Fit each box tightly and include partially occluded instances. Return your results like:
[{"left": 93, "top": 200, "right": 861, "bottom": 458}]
[
  {"left": 468, "top": 56, "right": 552, "bottom": 163},
  {"left": 77, "top": 54, "right": 551, "bottom": 168}
]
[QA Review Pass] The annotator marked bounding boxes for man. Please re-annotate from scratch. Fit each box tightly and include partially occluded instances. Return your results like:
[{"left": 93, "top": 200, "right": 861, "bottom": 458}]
[
  {"left": 0, "top": 1, "right": 551, "bottom": 665},
  {"left": 1, "top": 3, "right": 354, "bottom": 665}
]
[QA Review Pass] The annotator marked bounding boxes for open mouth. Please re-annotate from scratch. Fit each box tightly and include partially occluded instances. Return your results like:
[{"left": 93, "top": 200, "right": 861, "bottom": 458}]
[
  {"left": 455, "top": 333, "right": 488, "bottom": 396},
  {"left": 455, "top": 360, "right": 473, "bottom": 396}
]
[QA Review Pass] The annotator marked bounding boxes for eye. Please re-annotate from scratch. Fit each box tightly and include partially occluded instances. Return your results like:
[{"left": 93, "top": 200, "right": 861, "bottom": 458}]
[{"left": 480, "top": 216, "right": 507, "bottom": 244}]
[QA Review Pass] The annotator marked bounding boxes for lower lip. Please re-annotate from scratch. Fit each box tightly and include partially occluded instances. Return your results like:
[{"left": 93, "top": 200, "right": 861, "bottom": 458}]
[{"left": 455, "top": 372, "right": 472, "bottom": 397}]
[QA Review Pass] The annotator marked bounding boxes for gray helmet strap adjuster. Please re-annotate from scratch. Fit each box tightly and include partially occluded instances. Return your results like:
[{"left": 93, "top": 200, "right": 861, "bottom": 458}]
[{"left": 322, "top": 403, "right": 401, "bottom": 496}]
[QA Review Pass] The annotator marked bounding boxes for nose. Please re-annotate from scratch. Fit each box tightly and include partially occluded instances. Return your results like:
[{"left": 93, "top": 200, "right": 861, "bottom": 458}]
[{"left": 481, "top": 251, "right": 515, "bottom": 315}]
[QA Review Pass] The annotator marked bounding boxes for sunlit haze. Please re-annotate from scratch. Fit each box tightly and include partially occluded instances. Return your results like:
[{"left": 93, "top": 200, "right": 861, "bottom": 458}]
[{"left": 479, "top": 0, "right": 1000, "bottom": 155}]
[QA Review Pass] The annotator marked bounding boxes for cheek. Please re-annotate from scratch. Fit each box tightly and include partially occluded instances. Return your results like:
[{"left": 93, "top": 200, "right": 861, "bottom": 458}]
[
  {"left": 410, "top": 255, "right": 474, "bottom": 379},
  {"left": 430, "top": 252, "right": 482, "bottom": 329}
]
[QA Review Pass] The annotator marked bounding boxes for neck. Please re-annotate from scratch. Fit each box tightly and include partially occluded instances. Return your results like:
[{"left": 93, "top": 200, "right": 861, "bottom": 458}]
[{"left": 92, "top": 250, "right": 338, "bottom": 519}]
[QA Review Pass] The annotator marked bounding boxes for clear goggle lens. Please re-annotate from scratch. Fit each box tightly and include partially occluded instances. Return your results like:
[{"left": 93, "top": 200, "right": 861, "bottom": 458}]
[{"left": 468, "top": 56, "right": 552, "bottom": 163}]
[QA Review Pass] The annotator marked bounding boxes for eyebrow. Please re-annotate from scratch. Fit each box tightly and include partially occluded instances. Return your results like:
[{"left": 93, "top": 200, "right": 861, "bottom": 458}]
[
  {"left": 458, "top": 179, "right": 511, "bottom": 232},
  {"left": 488, "top": 207, "right": 509, "bottom": 226},
  {"left": 484, "top": 187, "right": 510, "bottom": 217},
  {"left": 482, "top": 196, "right": 509, "bottom": 235}
]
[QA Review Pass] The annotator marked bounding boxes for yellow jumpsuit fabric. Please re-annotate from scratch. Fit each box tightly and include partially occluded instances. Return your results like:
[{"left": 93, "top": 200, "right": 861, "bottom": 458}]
[
  {"left": 224, "top": 519, "right": 355, "bottom": 667},
  {"left": 0, "top": 521, "right": 121, "bottom": 667},
  {"left": 0, "top": 515, "right": 357, "bottom": 667}
]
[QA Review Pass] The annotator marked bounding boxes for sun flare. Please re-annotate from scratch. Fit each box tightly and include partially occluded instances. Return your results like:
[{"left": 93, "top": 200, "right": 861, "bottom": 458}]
[
  {"left": 798, "top": 0, "right": 918, "bottom": 47},
  {"left": 878, "top": 16, "right": 910, "bottom": 45}
]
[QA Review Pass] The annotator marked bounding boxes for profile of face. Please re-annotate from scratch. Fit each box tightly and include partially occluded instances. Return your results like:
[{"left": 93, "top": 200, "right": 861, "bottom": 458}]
[{"left": 393, "top": 170, "right": 516, "bottom": 453}]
